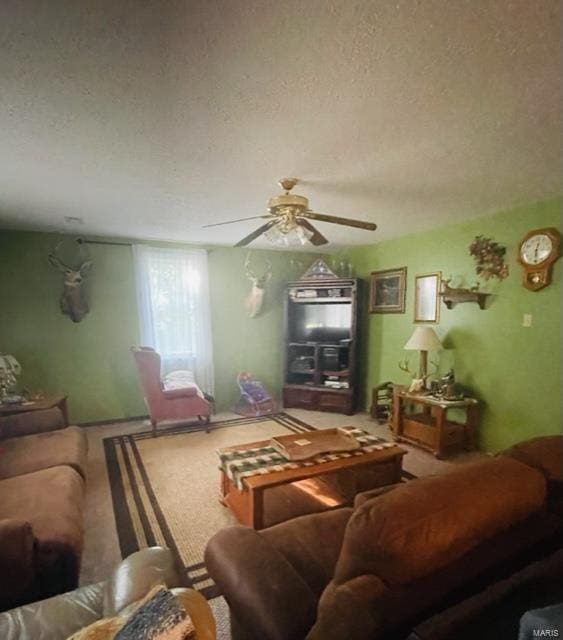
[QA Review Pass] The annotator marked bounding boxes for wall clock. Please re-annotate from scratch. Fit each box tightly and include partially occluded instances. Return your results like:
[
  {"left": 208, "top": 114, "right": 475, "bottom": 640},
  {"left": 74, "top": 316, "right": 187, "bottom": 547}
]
[{"left": 517, "top": 227, "right": 561, "bottom": 291}]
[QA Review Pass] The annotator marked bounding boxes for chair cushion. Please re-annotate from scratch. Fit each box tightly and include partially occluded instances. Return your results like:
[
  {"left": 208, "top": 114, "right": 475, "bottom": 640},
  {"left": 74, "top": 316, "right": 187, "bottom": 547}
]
[
  {"left": 163, "top": 370, "right": 204, "bottom": 399},
  {"left": 334, "top": 457, "right": 546, "bottom": 586},
  {"left": 161, "top": 386, "right": 198, "bottom": 400},
  {"left": 0, "top": 426, "right": 88, "bottom": 481}
]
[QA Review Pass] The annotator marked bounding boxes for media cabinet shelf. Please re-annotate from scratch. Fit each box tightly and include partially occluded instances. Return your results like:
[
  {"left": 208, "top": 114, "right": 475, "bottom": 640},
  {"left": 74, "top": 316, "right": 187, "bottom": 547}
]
[
  {"left": 289, "top": 297, "right": 354, "bottom": 304},
  {"left": 283, "top": 277, "right": 359, "bottom": 415}
]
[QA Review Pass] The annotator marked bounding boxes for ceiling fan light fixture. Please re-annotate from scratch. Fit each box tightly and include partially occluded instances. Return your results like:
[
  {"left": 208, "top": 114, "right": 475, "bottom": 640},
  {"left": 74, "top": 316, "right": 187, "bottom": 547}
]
[
  {"left": 264, "top": 221, "right": 313, "bottom": 246},
  {"left": 264, "top": 224, "right": 285, "bottom": 245},
  {"left": 203, "top": 177, "right": 377, "bottom": 247}
]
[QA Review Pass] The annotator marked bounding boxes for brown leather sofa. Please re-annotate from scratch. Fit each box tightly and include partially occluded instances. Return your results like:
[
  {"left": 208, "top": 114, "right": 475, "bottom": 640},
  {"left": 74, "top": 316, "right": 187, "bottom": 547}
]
[
  {"left": 0, "top": 408, "right": 88, "bottom": 611},
  {"left": 0, "top": 546, "right": 216, "bottom": 640},
  {"left": 205, "top": 436, "right": 563, "bottom": 640}
]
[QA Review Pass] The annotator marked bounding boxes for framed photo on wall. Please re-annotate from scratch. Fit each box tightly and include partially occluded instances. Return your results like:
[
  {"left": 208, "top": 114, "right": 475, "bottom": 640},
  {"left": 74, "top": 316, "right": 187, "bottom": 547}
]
[
  {"left": 414, "top": 272, "right": 441, "bottom": 323},
  {"left": 369, "top": 267, "right": 407, "bottom": 314}
]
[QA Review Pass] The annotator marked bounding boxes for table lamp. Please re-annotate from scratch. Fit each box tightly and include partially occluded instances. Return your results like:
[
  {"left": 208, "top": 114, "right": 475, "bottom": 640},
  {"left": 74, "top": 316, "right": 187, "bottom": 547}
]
[
  {"left": 0, "top": 354, "right": 21, "bottom": 401},
  {"left": 403, "top": 327, "right": 443, "bottom": 381}
]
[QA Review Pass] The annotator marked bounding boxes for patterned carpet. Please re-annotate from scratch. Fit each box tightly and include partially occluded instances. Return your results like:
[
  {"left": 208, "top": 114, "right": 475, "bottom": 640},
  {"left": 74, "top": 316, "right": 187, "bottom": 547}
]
[{"left": 103, "top": 412, "right": 413, "bottom": 601}]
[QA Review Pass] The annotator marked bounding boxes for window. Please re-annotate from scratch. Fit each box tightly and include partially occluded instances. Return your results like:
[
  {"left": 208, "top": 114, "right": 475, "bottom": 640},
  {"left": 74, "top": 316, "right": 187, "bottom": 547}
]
[{"left": 133, "top": 245, "right": 214, "bottom": 394}]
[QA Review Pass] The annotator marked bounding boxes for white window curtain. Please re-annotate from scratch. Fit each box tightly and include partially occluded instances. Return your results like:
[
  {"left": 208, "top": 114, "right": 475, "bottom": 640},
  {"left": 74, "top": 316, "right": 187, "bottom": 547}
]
[{"left": 133, "top": 245, "right": 215, "bottom": 395}]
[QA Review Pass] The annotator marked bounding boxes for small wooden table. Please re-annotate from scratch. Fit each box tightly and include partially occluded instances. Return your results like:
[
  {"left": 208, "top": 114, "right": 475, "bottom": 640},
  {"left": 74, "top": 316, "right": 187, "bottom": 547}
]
[
  {"left": 0, "top": 395, "right": 69, "bottom": 426},
  {"left": 391, "top": 389, "right": 479, "bottom": 458},
  {"left": 219, "top": 431, "right": 406, "bottom": 529}
]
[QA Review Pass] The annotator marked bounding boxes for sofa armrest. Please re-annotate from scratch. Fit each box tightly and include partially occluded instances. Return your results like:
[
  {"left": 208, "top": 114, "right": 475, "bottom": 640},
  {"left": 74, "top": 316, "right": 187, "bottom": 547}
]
[
  {"left": 0, "top": 582, "right": 104, "bottom": 640},
  {"left": 0, "top": 408, "right": 65, "bottom": 440},
  {"left": 102, "top": 547, "right": 184, "bottom": 617},
  {"left": 173, "top": 588, "right": 216, "bottom": 640},
  {"left": 353, "top": 483, "right": 400, "bottom": 508},
  {"left": 0, "top": 519, "right": 37, "bottom": 610},
  {"left": 205, "top": 525, "right": 318, "bottom": 640}
]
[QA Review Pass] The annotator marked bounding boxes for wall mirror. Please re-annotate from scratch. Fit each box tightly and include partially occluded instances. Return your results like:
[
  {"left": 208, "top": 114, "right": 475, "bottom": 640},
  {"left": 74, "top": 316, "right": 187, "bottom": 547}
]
[{"left": 414, "top": 272, "right": 441, "bottom": 323}]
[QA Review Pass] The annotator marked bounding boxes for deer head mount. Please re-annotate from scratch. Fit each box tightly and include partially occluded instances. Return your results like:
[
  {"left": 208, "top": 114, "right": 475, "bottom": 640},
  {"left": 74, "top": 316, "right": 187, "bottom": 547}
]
[
  {"left": 48, "top": 238, "right": 93, "bottom": 323},
  {"left": 244, "top": 253, "right": 272, "bottom": 318}
]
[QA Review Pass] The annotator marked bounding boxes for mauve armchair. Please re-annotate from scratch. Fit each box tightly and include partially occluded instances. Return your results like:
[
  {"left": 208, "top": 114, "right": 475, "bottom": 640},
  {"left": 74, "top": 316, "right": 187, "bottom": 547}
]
[{"left": 132, "top": 347, "right": 212, "bottom": 437}]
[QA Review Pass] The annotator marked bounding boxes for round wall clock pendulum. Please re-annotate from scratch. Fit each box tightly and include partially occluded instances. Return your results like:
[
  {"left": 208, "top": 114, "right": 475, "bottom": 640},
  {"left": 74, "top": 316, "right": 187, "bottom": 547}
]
[{"left": 517, "top": 227, "right": 561, "bottom": 291}]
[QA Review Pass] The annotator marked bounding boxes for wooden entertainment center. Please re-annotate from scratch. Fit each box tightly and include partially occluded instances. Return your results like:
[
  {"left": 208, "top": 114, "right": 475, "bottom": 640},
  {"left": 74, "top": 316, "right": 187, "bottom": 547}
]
[{"left": 282, "top": 263, "right": 359, "bottom": 415}]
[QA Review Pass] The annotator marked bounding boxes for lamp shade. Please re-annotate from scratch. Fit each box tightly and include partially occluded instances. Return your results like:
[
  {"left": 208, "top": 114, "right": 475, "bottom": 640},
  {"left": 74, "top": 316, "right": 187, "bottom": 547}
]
[{"left": 404, "top": 327, "right": 443, "bottom": 352}]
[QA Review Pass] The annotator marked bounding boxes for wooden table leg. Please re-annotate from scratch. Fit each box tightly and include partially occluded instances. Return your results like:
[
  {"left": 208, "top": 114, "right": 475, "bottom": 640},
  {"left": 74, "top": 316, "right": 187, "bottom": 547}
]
[
  {"left": 391, "top": 392, "right": 402, "bottom": 439},
  {"left": 435, "top": 406, "right": 446, "bottom": 458},
  {"left": 249, "top": 487, "right": 265, "bottom": 530},
  {"left": 464, "top": 405, "right": 478, "bottom": 450},
  {"left": 393, "top": 454, "right": 404, "bottom": 482},
  {"left": 219, "top": 471, "right": 229, "bottom": 503}
]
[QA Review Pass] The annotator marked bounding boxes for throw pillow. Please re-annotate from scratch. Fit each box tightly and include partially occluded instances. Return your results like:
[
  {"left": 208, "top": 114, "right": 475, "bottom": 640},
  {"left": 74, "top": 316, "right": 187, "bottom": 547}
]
[{"left": 67, "top": 586, "right": 195, "bottom": 640}]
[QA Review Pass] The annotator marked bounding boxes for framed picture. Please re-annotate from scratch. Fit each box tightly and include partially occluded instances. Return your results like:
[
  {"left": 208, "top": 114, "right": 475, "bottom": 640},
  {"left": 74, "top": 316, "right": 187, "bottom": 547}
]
[
  {"left": 369, "top": 267, "right": 407, "bottom": 314},
  {"left": 414, "top": 272, "right": 441, "bottom": 323}
]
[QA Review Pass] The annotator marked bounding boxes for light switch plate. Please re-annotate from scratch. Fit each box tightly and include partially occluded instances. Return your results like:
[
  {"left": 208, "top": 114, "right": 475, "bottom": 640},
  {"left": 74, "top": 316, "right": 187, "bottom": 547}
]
[{"left": 522, "top": 314, "right": 533, "bottom": 327}]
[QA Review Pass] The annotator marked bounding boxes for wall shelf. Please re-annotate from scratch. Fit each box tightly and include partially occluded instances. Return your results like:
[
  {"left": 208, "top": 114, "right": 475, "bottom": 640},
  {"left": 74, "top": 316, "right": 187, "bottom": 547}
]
[{"left": 440, "top": 287, "right": 491, "bottom": 310}]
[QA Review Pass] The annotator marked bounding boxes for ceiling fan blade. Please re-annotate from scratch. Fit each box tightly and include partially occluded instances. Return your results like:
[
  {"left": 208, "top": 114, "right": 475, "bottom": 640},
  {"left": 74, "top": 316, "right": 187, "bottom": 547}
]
[
  {"left": 297, "top": 219, "right": 329, "bottom": 246},
  {"left": 234, "top": 220, "right": 277, "bottom": 247},
  {"left": 202, "top": 215, "right": 271, "bottom": 228},
  {"left": 303, "top": 210, "right": 377, "bottom": 231}
]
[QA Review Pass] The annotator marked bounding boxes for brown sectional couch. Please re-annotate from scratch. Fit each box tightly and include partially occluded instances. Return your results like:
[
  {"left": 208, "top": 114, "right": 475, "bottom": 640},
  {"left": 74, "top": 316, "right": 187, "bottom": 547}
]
[
  {"left": 205, "top": 436, "right": 563, "bottom": 640},
  {"left": 0, "top": 407, "right": 88, "bottom": 611}
]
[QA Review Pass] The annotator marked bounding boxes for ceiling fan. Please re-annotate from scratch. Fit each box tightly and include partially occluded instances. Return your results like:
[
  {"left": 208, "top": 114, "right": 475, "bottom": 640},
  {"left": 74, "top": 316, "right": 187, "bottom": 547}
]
[{"left": 203, "top": 178, "right": 377, "bottom": 247}]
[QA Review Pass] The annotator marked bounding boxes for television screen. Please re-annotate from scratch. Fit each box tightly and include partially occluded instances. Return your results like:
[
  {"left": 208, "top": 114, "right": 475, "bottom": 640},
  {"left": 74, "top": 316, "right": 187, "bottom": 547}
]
[{"left": 291, "top": 303, "right": 351, "bottom": 343}]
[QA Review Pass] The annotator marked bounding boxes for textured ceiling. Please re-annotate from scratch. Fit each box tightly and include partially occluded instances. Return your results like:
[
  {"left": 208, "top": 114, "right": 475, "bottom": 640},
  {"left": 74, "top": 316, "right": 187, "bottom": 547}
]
[{"left": 0, "top": 0, "right": 560, "bottom": 250}]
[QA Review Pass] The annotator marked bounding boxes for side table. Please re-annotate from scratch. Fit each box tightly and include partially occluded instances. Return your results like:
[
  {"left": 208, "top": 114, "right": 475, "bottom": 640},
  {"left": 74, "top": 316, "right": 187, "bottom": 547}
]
[
  {"left": 0, "top": 395, "right": 69, "bottom": 426},
  {"left": 391, "top": 389, "right": 479, "bottom": 458}
]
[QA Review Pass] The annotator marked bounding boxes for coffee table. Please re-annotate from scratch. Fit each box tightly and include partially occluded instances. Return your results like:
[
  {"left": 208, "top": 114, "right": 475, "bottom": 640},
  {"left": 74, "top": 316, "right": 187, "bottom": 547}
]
[{"left": 219, "top": 429, "right": 406, "bottom": 529}]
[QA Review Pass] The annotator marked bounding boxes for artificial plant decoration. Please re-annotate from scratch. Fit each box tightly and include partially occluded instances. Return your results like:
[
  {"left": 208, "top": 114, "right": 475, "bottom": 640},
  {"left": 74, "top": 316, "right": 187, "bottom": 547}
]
[{"left": 469, "top": 235, "right": 509, "bottom": 280}]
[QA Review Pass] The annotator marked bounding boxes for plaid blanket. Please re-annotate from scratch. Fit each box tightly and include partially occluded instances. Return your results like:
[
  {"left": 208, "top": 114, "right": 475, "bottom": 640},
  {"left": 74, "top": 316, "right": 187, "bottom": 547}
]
[{"left": 218, "top": 427, "right": 398, "bottom": 490}]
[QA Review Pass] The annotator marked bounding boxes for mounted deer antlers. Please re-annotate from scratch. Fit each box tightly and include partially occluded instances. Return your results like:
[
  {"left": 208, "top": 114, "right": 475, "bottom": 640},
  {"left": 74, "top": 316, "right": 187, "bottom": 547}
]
[
  {"left": 48, "top": 238, "right": 93, "bottom": 323},
  {"left": 244, "top": 253, "right": 272, "bottom": 318},
  {"left": 398, "top": 357, "right": 440, "bottom": 392}
]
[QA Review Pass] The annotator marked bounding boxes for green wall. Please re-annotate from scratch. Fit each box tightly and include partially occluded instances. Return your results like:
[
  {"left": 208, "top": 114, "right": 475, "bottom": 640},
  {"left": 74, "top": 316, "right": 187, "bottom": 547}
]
[
  {"left": 341, "top": 198, "right": 562, "bottom": 452},
  {"left": 1, "top": 199, "right": 561, "bottom": 450},
  {"left": 0, "top": 230, "right": 319, "bottom": 423}
]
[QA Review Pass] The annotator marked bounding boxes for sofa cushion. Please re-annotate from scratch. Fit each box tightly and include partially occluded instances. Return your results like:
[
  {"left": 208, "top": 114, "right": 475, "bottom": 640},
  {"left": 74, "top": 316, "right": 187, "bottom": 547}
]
[
  {"left": 0, "top": 426, "right": 88, "bottom": 481},
  {"left": 0, "top": 466, "right": 85, "bottom": 596},
  {"left": 0, "top": 519, "right": 36, "bottom": 611},
  {"left": 408, "top": 547, "right": 563, "bottom": 640},
  {"left": 334, "top": 457, "right": 546, "bottom": 586},
  {"left": 501, "top": 436, "right": 563, "bottom": 482},
  {"left": 501, "top": 436, "right": 563, "bottom": 514}
]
